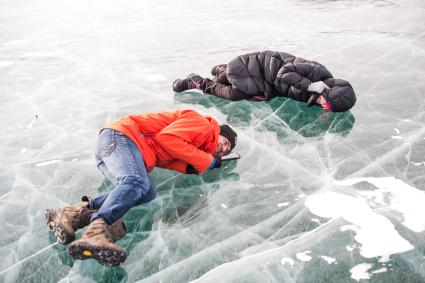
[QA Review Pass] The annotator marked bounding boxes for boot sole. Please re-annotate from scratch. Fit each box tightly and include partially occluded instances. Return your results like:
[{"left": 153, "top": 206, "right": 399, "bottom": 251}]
[
  {"left": 55, "top": 222, "right": 75, "bottom": 245},
  {"left": 46, "top": 209, "right": 75, "bottom": 244},
  {"left": 69, "top": 242, "right": 127, "bottom": 267},
  {"left": 45, "top": 209, "right": 57, "bottom": 231}
]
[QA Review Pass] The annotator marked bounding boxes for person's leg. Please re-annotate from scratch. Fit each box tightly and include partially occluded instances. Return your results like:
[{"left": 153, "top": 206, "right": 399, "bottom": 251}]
[
  {"left": 89, "top": 193, "right": 108, "bottom": 209},
  {"left": 90, "top": 143, "right": 157, "bottom": 211},
  {"left": 173, "top": 72, "right": 250, "bottom": 101},
  {"left": 90, "top": 129, "right": 155, "bottom": 225},
  {"left": 95, "top": 148, "right": 115, "bottom": 183},
  {"left": 69, "top": 129, "right": 154, "bottom": 266},
  {"left": 211, "top": 64, "right": 227, "bottom": 77},
  {"left": 139, "top": 176, "right": 157, "bottom": 204},
  {"left": 87, "top": 132, "right": 119, "bottom": 210},
  {"left": 201, "top": 79, "right": 251, "bottom": 101},
  {"left": 86, "top": 146, "right": 116, "bottom": 210},
  {"left": 205, "top": 65, "right": 249, "bottom": 100},
  {"left": 215, "top": 71, "right": 230, "bottom": 85}
]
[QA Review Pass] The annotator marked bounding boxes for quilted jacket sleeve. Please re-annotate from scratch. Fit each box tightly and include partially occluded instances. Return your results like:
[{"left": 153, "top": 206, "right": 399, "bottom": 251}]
[{"left": 276, "top": 62, "right": 333, "bottom": 91}]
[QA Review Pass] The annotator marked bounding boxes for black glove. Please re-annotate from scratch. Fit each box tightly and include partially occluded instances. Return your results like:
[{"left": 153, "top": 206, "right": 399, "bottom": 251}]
[
  {"left": 186, "top": 164, "right": 198, "bottom": 174},
  {"left": 211, "top": 157, "right": 222, "bottom": 169}
]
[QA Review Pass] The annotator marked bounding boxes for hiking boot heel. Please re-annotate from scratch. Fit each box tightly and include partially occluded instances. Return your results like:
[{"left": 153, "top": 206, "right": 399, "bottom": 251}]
[
  {"left": 46, "top": 208, "right": 58, "bottom": 231},
  {"left": 68, "top": 218, "right": 127, "bottom": 267}
]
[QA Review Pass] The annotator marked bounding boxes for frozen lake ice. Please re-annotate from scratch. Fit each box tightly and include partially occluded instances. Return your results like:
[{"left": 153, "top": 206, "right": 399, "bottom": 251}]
[{"left": 1, "top": 0, "right": 425, "bottom": 282}]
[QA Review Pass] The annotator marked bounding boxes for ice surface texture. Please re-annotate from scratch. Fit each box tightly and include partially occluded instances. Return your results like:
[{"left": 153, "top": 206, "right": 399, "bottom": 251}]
[{"left": 1, "top": 0, "right": 425, "bottom": 282}]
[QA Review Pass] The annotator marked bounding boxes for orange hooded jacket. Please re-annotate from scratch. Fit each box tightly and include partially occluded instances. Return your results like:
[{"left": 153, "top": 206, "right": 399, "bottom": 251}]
[{"left": 105, "top": 109, "right": 220, "bottom": 174}]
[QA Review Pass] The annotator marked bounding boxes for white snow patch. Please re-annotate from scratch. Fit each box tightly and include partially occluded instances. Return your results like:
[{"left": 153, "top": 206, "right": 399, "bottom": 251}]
[
  {"left": 26, "top": 119, "right": 36, "bottom": 129},
  {"left": 340, "top": 225, "right": 359, "bottom": 232},
  {"left": 350, "top": 263, "right": 373, "bottom": 281},
  {"left": 321, "top": 256, "right": 336, "bottom": 264},
  {"left": 394, "top": 128, "right": 400, "bottom": 134},
  {"left": 311, "top": 218, "right": 321, "bottom": 224},
  {"left": 298, "top": 193, "right": 306, "bottom": 198},
  {"left": 346, "top": 245, "right": 355, "bottom": 252},
  {"left": 337, "top": 177, "right": 425, "bottom": 233},
  {"left": 280, "top": 257, "right": 294, "bottom": 267},
  {"left": 378, "top": 255, "right": 391, "bottom": 263},
  {"left": 0, "top": 61, "right": 14, "bottom": 68},
  {"left": 391, "top": 136, "right": 402, "bottom": 140},
  {"left": 296, "top": 251, "right": 312, "bottom": 262},
  {"left": 21, "top": 148, "right": 27, "bottom": 154},
  {"left": 277, "top": 202, "right": 290, "bottom": 207},
  {"left": 71, "top": 158, "right": 78, "bottom": 162},
  {"left": 23, "top": 51, "right": 65, "bottom": 57},
  {"left": 4, "top": 39, "right": 29, "bottom": 46},
  {"left": 372, "top": 267, "right": 388, "bottom": 274},
  {"left": 220, "top": 204, "right": 228, "bottom": 209},
  {"left": 35, "top": 160, "right": 62, "bottom": 167},
  {"left": 144, "top": 74, "right": 166, "bottom": 82},
  {"left": 305, "top": 188, "right": 414, "bottom": 258}
]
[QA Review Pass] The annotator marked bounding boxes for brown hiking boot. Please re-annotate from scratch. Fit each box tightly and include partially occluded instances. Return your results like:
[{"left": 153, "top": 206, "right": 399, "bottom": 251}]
[
  {"left": 45, "top": 201, "right": 95, "bottom": 244},
  {"left": 68, "top": 218, "right": 127, "bottom": 267}
]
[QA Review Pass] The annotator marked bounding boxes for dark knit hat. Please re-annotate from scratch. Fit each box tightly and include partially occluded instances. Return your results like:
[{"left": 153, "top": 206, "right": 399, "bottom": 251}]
[
  {"left": 322, "top": 79, "right": 357, "bottom": 112},
  {"left": 220, "top": 124, "right": 237, "bottom": 150}
]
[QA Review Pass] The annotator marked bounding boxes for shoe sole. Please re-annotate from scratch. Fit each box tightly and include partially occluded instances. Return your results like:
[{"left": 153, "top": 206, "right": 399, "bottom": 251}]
[
  {"left": 45, "top": 209, "right": 74, "bottom": 244},
  {"left": 45, "top": 209, "right": 57, "bottom": 231},
  {"left": 55, "top": 222, "right": 74, "bottom": 245},
  {"left": 69, "top": 242, "right": 127, "bottom": 267}
]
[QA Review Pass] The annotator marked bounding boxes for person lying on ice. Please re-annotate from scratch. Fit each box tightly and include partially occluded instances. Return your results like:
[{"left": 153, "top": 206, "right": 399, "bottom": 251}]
[
  {"left": 45, "top": 109, "right": 237, "bottom": 267},
  {"left": 173, "top": 50, "right": 356, "bottom": 112}
]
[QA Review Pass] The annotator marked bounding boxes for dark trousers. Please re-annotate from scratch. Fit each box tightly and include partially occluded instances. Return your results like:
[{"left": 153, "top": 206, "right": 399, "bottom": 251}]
[{"left": 201, "top": 64, "right": 251, "bottom": 101}]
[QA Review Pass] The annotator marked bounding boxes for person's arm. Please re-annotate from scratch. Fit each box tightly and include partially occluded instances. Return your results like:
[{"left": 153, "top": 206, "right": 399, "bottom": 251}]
[
  {"left": 160, "top": 159, "right": 219, "bottom": 175},
  {"left": 277, "top": 63, "right": 312, "bottom": 91},
  {"left": 156, "top": 135, "right": 214, "bottom": 174},
  {"left": 159, "top": 160, "right": 188, "bottom": 174},
  {"left": 184, "top": 158, "right": 221, "bottom": 175},
  {"left": 276, "top": 62, "right": 333, "bottom": 91},
  {"left": 154, "top": 111, "right": 216, "bottom": 174}
]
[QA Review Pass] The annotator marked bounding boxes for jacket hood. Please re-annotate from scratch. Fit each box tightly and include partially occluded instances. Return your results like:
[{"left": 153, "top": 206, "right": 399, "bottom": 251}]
[{"left": 323, "top": 79, "right": 356, "bottom": 112}]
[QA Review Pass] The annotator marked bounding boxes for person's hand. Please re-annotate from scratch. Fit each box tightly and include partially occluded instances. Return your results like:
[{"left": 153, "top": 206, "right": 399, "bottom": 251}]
[
  {"left": 186, "top": 164, "right": 198, "bottom": 174},
  {"left": 210, "top": 157, "right": 222, "bottom": 169},
  {"left": 307, "top": 81, "right": 330, "bottom": 94}
]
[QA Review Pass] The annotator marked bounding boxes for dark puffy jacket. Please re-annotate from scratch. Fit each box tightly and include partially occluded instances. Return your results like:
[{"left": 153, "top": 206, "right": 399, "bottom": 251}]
[{"left": 226, "top": 51, "right": 356, "bottom": 112}]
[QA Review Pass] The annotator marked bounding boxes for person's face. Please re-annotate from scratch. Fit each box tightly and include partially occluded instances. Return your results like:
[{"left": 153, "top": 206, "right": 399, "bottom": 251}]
[
  {"left": 316, "top": 95, "right": 331, "bottom": 111},
  {"left": 215, "top": 135, "right": 231, "bottom": 157}
]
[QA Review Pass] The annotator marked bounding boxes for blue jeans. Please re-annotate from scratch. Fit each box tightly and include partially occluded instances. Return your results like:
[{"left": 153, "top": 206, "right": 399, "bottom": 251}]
[{"left": 90, "top": 129, "right": 156, "bottom": 225}]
